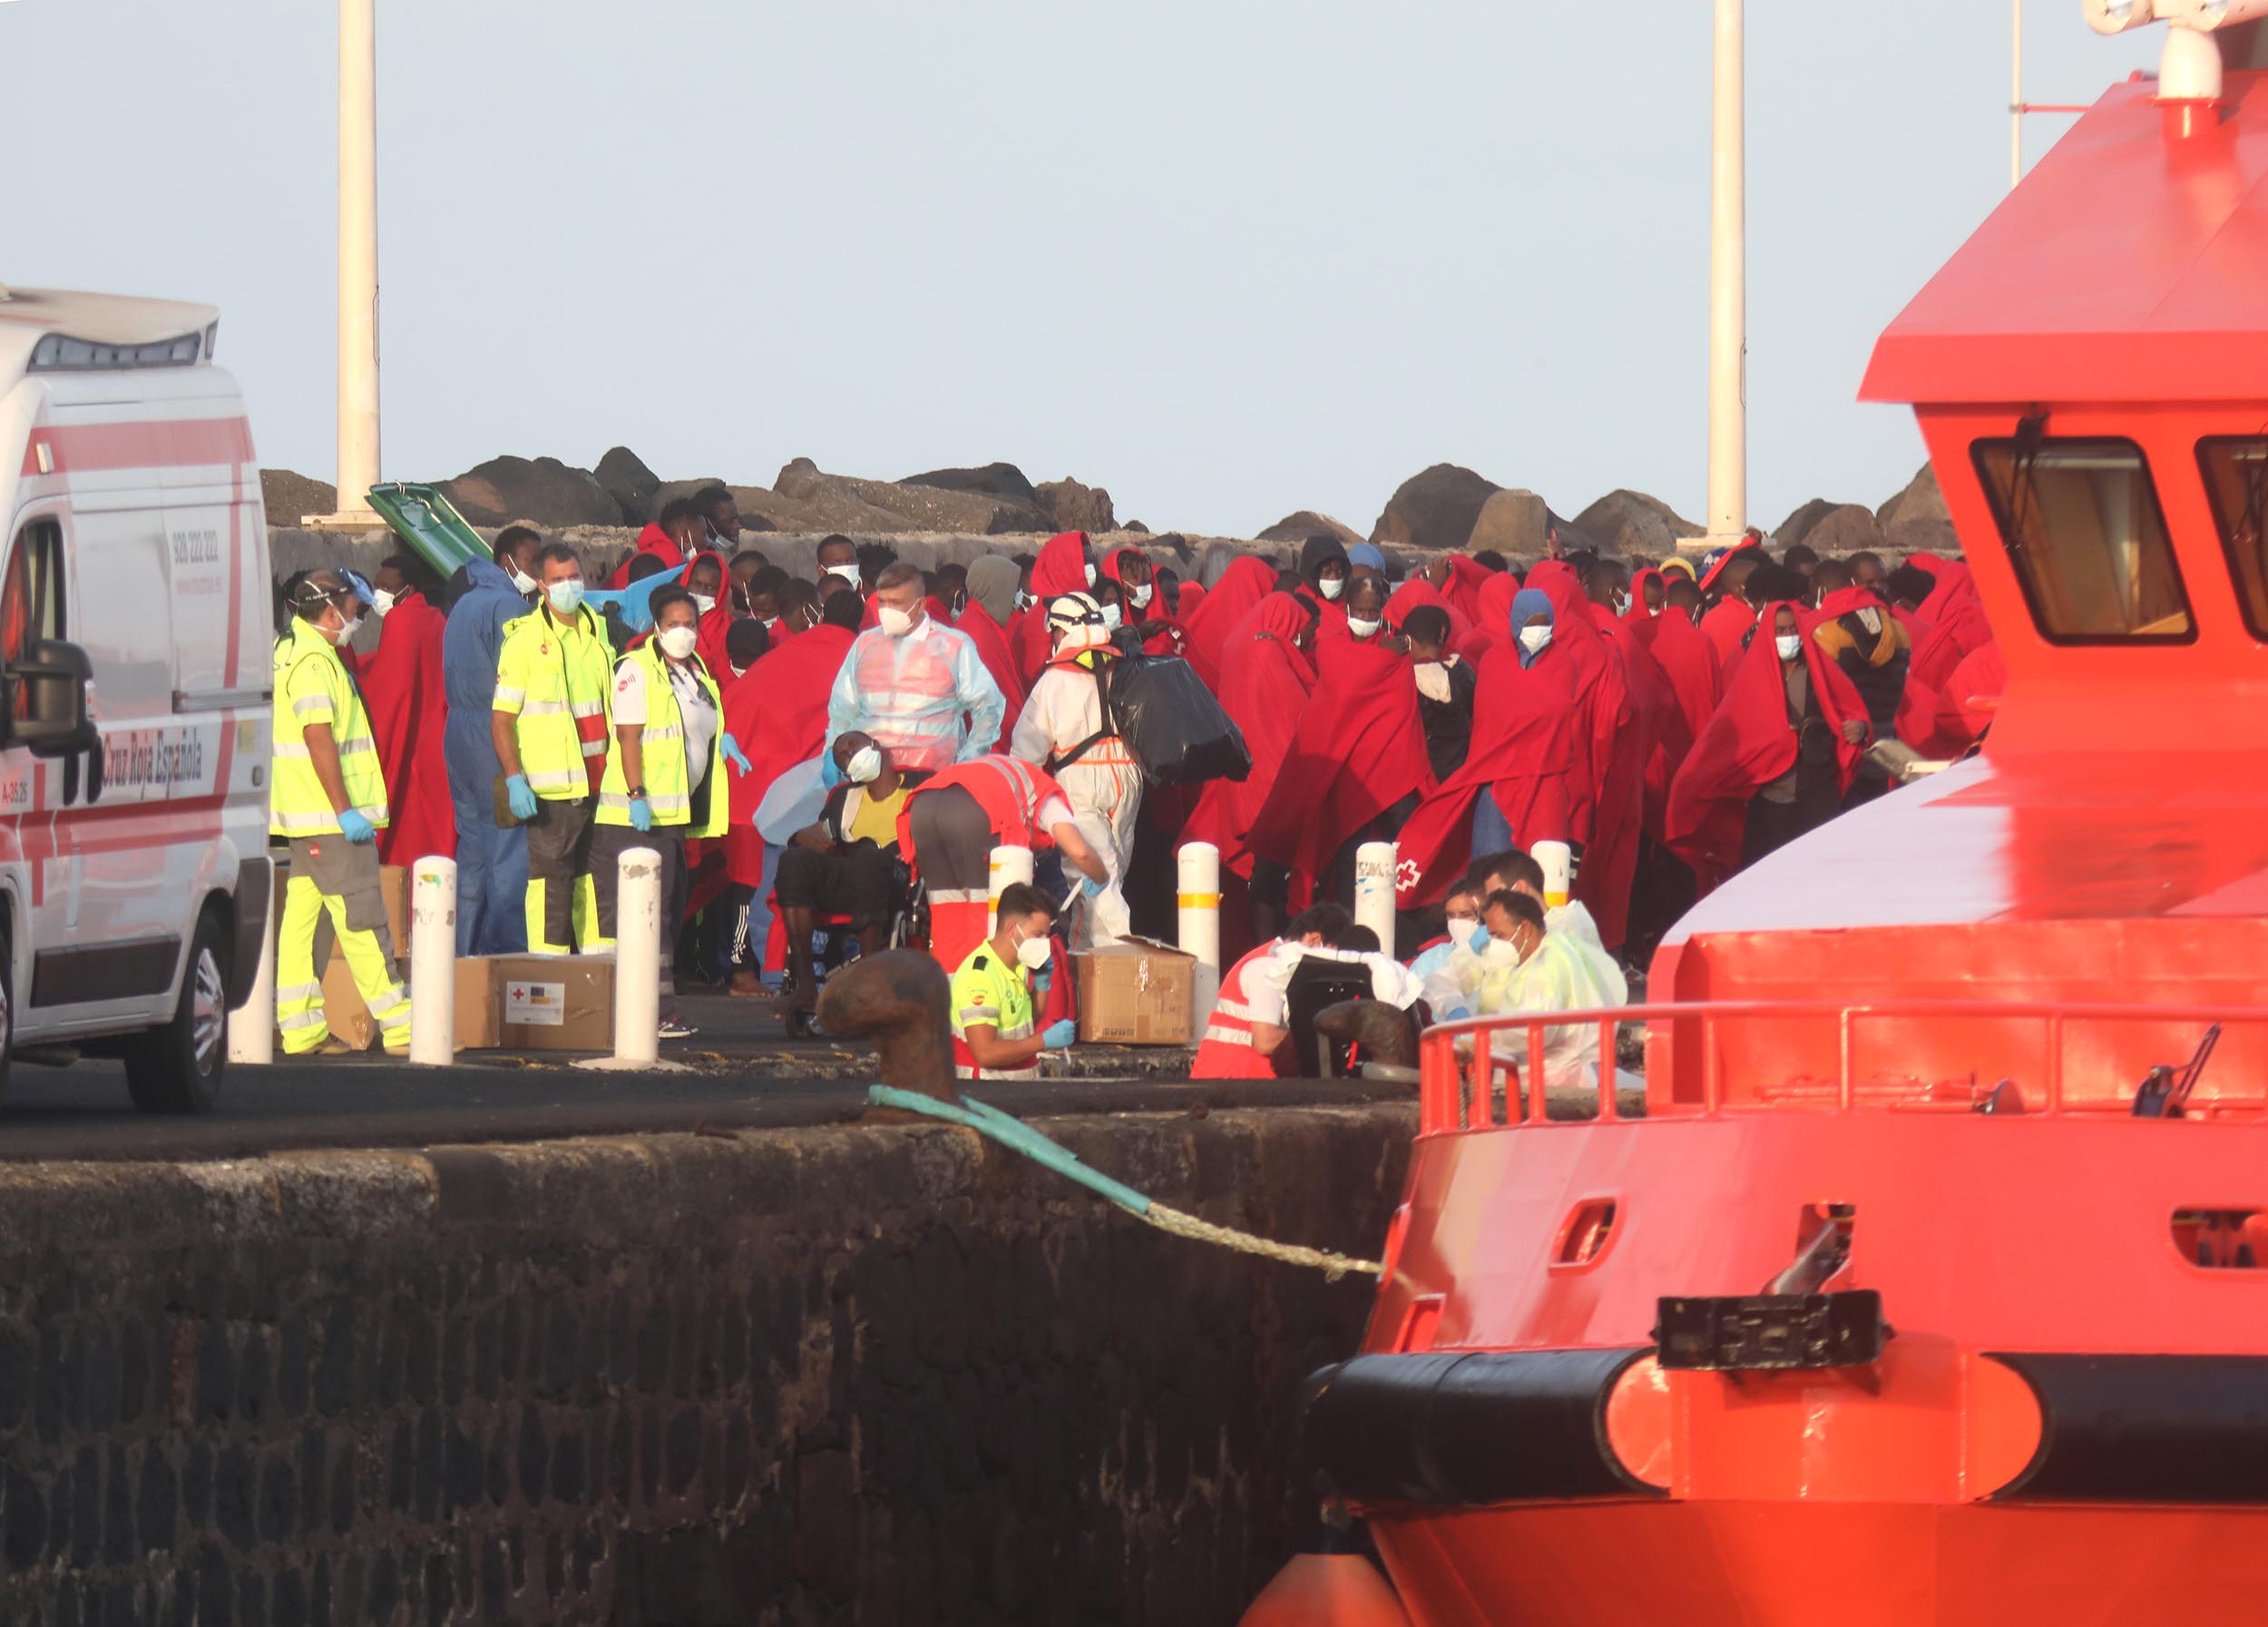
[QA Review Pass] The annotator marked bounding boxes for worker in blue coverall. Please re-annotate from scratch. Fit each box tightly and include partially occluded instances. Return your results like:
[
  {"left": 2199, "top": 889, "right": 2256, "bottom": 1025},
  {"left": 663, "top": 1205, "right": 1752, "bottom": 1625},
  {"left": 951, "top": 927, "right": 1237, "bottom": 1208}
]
[{"left": 443, "top": 526, "right": 543, "bottom": 955}]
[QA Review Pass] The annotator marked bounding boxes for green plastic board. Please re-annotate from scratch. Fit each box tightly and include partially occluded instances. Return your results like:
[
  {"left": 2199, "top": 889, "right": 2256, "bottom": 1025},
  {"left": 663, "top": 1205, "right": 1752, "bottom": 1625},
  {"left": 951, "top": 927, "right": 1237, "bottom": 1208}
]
[{"left": 365, "top": 483, "right": 489, "bottom": 578}]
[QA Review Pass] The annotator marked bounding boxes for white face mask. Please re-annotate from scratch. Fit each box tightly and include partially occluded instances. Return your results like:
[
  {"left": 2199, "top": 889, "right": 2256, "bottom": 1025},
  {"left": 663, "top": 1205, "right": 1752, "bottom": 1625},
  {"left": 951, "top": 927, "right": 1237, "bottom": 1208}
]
[
  {"left": 545, "top": 579, "right": 587, "bottom": 617},
  {"left": 509, "top": 566, "right": 540, "bottom": 596},
  {"left": 657, "top": 624, "right": 699, "bottom": 662},
  {"left": 877, "top": 604, "right": 916, "bottom": 638},
  {"left": 691, "top": 593, "right": 717, "bottom": 614},
  {"left": 758, "top": 615, "right": 777, "bottom": 632},
  {"left": 826, "top": 563, "right": 861, "bottom": 587},
  {"left": 1649, "top": 603, "right": 1662, "bottom": 616},
  {"left": 1100, "top": 603, "right": 1122, "bottom": 632},
  {"left": 1346, "top": 615, "right": 1382, "bottom": 640},
  {"left": 1129, "top": 584, "right": 1153, "bottom": 610},
  {"left": 1319, "top": 577, "right": 1345, "bottom": 602},
  {"left": 1611, "top": 592, "right": 1630, "bottom": 616},
  {"left": 1015, "top": 932, "right": 1052, "bottom": 971},
  {"left": 1015, "top": 591, "right": 1033, "bottom": 613},
  {"left": 846, "top": 746, "right": 882, "bottom": 784},
  {"left": 1775, "top": 632, "right": 1804, "bottom": 662},
  {"left": 331, "top": 614, "right": 363, "bottom": 648},
  {"left": 1518, "top": 624, "right": 1553, "bottom": 655},
  {"left": 1084, "top": 563, "right": 1098, "bottom": 587},
  {"left": 369, "top": 588, "right": 396, "bottom": 619},
  {"left": 1446, "top": 916, "right": 1481, "bottom": 952},
  {"left": 1485, "top": 935, "right": 1524, "bottom": 967}
]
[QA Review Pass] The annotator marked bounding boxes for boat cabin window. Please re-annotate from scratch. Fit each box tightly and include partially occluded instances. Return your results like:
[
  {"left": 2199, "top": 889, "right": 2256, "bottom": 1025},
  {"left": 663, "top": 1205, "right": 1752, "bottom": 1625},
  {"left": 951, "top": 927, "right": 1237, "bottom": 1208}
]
[
  {"left": 1971, "top": 436, "right": 2194, "bottom": 644},
  {"left": 2195, "top": 437, "right": 2268, "bottom": 640}
]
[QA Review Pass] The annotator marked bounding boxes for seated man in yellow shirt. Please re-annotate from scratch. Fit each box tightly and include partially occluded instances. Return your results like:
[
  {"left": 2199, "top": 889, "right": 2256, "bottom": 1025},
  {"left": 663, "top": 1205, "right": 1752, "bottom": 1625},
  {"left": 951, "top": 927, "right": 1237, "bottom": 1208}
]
[
  {"left": 950, "top": 883, "right": 1079, "bottom": 1082},
  {"left": 776, "top": 732, "right": 927, "bottom": 1013}
]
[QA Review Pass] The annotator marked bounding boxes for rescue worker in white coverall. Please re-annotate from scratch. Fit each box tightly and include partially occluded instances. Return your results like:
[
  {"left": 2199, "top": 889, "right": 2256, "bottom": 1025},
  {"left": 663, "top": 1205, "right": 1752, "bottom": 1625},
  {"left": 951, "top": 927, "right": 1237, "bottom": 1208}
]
[{"left": 1010, "top": 592, "right": 1141, "bottom": 947}]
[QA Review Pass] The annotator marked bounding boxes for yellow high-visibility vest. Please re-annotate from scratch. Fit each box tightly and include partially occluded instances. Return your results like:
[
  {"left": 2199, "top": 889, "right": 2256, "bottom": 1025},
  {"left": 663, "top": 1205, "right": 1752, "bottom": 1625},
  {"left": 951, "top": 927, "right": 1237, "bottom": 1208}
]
[
  {"left": 270, "top": 619, "right": 388, "bottom": 838},
  {"left": 594, "top": 640, "right": 728, "bottom": 837},
  {"left": 494, "top": 603, "right": 614, "bottom": 799}
]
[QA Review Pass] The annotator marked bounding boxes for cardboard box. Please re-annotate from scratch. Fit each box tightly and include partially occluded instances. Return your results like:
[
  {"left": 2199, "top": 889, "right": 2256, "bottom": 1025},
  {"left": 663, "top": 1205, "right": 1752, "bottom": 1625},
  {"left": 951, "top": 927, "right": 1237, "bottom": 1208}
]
[
  {"left": 319, "top": 957, "right": 378, "bottom": 1051},
  {"left": 327, "top": 864, "right": 411, "bottom": 964},
  {"left": 488, "top": 953, "right": 615, "bottom": 1053},
  {"left": 1073, "top": 936, "right": 1196, "bottom": 1045},
  {"left": 454, "top": 956, "right": 501, "bottom": 1050}
]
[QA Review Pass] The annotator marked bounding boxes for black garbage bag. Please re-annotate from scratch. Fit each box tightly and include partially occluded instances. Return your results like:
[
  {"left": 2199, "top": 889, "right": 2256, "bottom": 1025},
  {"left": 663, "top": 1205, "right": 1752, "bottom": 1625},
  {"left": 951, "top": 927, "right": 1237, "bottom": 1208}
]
[{"left": 1101, "top": 654, "right": 1252, "bottom": 787}]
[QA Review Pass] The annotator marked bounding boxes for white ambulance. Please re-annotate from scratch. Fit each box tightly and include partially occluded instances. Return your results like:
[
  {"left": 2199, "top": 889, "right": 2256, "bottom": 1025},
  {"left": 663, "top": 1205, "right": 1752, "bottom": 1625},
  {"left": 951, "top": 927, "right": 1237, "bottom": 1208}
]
[{"left": 0, "top": 287, "right": 273, "bottom": 1111}]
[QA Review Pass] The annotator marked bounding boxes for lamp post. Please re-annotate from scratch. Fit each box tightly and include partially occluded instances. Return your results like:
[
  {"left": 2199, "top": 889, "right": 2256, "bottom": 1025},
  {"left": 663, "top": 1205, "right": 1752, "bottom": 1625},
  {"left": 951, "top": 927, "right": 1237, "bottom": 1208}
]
[
  {"left": 1701, "top": 0, "right": 1746, "bottom": 552},
  {"left": 304, "top": 0, "right": 384, "bottom": 532}
]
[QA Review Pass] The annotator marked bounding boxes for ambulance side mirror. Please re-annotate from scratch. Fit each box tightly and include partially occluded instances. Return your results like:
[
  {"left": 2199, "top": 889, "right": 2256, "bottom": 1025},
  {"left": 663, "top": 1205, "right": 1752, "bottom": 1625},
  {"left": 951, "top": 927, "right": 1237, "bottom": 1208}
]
[{"left": 7, "top": 639, "right": 96, "bottom": 759}]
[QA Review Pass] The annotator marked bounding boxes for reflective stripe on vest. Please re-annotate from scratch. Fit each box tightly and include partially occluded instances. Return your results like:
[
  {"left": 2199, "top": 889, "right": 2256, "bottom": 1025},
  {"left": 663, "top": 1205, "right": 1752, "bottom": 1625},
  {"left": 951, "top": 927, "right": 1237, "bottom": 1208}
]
[
  {"left": 269, "top": 621, "right": 388, "bottom": 839},
  {"left": 498, "top": 606, "right": 614, "bottom": 802},
  {"left": 1197, "top": 942, "right": 1279, "bottom": 1053},
  {"left": 594, "top": 642, "right": 726, "bottom": 835}
]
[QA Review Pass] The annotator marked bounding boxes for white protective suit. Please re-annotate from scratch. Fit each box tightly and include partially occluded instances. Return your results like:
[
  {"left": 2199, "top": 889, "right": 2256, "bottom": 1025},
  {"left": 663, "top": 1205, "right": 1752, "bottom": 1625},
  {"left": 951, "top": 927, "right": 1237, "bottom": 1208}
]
[
  {"left": 1012, "top": 654, "right": 1143, "bottom": 947},
  {"left": 1424, "top": 930, "right": 1629, "bottom": 1096}
]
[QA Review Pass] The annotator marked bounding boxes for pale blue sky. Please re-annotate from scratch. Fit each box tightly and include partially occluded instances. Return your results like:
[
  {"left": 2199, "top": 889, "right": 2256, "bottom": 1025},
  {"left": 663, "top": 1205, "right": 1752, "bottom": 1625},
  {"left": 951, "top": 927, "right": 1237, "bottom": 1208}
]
[{"left": 2, "top": 2, "right": 2158, "bottom": 536}]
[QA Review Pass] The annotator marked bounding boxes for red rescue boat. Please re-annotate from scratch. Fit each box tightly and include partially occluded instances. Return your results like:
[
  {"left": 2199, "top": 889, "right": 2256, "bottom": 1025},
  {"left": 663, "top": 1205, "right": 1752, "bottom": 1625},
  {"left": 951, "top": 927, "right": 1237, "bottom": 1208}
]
[{"left": 1252, "top": 20, "right": 2268, "bottom": 1626}]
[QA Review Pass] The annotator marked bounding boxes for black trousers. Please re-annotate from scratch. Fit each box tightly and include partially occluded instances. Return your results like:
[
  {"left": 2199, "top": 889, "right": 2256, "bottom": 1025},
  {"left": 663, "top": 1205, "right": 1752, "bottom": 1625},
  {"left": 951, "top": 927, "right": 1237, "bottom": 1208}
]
[{"left": 776, "top": 841, "right": 896, "bottom": 928}]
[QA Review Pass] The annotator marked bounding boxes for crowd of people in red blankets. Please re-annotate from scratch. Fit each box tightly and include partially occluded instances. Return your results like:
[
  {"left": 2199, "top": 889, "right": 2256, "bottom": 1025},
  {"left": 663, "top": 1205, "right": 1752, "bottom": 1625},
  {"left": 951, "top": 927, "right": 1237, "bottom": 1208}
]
[{"left": 340, "top": 506, "right": 2001, "bottom": 999}]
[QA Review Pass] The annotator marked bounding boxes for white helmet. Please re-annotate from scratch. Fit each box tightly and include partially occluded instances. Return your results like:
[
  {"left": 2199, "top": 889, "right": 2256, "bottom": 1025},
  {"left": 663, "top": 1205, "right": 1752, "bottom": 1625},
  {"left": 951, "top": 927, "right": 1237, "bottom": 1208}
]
[{"left": 1046, "top": 592, "right": 1110, "bottom": 653}]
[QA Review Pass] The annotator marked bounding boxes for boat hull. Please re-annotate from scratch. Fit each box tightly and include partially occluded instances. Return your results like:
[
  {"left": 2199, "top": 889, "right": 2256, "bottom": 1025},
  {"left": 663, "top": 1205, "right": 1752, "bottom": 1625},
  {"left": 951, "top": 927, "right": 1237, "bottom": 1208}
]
[{"left": 1373, "top": 1501, "right": 2268, "bottom": 1627}]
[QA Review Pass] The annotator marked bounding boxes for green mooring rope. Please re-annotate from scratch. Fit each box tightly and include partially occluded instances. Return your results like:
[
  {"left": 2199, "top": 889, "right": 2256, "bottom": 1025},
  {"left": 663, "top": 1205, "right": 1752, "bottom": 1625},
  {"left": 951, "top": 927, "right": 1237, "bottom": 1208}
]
[{"left": 866, "top": 1085, "right": 1383, "bottom": 1281}]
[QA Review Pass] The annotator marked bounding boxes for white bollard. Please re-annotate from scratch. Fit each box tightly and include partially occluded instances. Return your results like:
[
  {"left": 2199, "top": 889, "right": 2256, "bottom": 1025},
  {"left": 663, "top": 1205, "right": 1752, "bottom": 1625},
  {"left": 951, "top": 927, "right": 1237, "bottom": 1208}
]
[
  {"left": 1177, "top": 842, "right": 1221, "bottom": 1036},
  {"left": 1354, "top": 840, "right": 1399, "bottom": 952},
  {"left": 407, "top": 857, "right": 457, "bottom": 1066},
  {"left": 988, "top": 844, "right": 1034, "bottom": 935},
  {"left": 611, "top": 846, "right": 662, "bottom": 1065},
  {"left": 227, "top": 857, "right": 278, "bottom": 1066},
  {"left": 1533, "top": 839, "right": 1574, "bottom": 908}
]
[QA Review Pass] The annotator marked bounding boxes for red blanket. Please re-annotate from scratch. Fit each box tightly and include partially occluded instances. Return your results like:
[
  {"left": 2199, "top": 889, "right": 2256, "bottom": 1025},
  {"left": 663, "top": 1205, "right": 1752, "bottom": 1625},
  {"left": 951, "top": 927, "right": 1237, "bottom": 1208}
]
[
  {"left": 362, "top": 588, "right": 455, "bottom": 866},
  {"left": 1392, "top": 641, "right": 1583, "bottom": 909},
  {"left": 719, "top": 622, "right": 856, "bottom": 887},
  {"left": 1185, "top": 595, "right": 1318, "bottom": 880},
  {"left": 1245, "top": 626, "right": 1432, "bottom": 903},
  {"left": 1666, "top": 601, "right": 1870, "bottom": 894},
  {"left": 1385, "top": 576, "right": 1473, "bottom": 646},
  {"left": 1011, "top": 532, "right": 1095, "bottom": 683},
  {"left": 1184, "top": 556, "right": 1278, "bottom": 687},
  {"left": 606, "top": 523, "right": 688, "bottom": 590},
  {"left": 1699, "top": 596, "right": 1755, "bottom": 661},
  {"left": 955, "top": 600, "right": 1024, "bottom": 751}
]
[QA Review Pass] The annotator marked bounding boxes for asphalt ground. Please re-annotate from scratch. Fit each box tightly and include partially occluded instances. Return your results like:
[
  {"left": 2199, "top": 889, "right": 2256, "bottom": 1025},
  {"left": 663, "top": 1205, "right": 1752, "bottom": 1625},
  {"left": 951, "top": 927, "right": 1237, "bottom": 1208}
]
[{"left": 0, "top": 989, "right": 1407, "bottom": 1162}]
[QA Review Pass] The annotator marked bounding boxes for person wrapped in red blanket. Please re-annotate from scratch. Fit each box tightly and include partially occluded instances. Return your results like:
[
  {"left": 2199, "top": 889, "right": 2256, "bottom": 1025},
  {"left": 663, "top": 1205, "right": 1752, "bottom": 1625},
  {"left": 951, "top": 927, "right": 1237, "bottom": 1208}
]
[
  {"left": 1667, "top": 599, "right": 1871, "bottom": 894},
  {"left": 361, "top": 555, "right": 455, "bottom": 867}
]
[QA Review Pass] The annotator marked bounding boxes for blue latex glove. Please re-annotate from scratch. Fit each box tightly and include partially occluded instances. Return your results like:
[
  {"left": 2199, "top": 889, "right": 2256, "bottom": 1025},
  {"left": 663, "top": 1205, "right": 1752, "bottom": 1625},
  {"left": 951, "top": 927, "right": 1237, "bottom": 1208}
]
[
  {"left": 818, "top": 748, "right": 845, "bottom": 790},
  {"left": 505, "top": 773, "right": 539, "bottom": 820},
  {"left": 337, "top": 809, "right": 376, "bottom": 845},
  {"left": 1078, "top": 874, "right": 1108, "bottom": 900},
  {"left": 629, "top": 797, "right": 653, "bottom": 833},
  {"left": 1041, "top": 1018, "right": 1078, "bottom": 1051},
  {"left": 721, "top": 733, "right": 751, "bottom": 775},
  {"left": 1466, "top": 926, "right": 1491, "bottom": 954}
]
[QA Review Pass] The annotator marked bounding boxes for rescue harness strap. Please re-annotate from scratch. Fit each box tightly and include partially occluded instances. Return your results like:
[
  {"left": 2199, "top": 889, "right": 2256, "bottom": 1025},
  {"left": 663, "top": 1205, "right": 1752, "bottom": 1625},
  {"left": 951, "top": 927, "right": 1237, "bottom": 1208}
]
[{"left": 865, "top": 1084, "right": 1383, "bottom": 1281}]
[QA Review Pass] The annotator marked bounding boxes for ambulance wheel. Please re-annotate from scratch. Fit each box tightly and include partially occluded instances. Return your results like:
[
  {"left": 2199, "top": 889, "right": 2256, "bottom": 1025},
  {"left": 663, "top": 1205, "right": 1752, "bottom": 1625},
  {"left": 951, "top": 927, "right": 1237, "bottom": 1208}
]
[{"left": 124, "top": 915, "right": 229, "bottom": 1114}]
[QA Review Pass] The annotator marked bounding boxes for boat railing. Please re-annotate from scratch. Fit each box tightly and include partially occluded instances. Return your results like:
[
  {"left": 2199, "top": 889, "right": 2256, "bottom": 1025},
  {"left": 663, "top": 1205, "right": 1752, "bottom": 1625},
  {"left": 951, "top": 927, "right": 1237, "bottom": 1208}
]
[{"left": 1415, "top": 1000, "right": 2268, "bottom": 1135}]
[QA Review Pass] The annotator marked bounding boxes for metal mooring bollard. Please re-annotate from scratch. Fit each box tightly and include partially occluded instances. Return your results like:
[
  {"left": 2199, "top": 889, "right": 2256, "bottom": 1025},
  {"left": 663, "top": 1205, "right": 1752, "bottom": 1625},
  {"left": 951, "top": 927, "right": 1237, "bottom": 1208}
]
[
  {"left": 408, "top": 857, "right": 456, "bottom": 1066},
  {"left": 227, "top": 855, "right": 279, "bottom": 1066}
]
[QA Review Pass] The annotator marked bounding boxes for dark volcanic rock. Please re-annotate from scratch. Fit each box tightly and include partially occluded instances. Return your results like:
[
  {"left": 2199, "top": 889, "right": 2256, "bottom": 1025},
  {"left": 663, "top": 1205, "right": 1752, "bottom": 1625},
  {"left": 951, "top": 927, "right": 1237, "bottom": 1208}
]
[
  {"left": 1572, "top": 490, "right": 1704, "bottom": 558},
  {"left": 1884, "top": 515, "right": 1961, "bottom": 558},
  {"left": 1256, "top": 512, "right": 1364, "bottom": 550},
  {"left": 441, "top": 456, "right": 621, "bottom": 530},
  {"left": 1035, "top": 477, "right": 1115, "bottom": 536},
  {"left": 260, "top": 470, "right": 338, "bottom": 524},
  {"left": 1774, "top": 497, "right": 1843, "bottom": 551},
  {"left": 1877, "top": 462, "right": 1949, "bottom": 528},
  {"left": 777, "top": 459, "right": 1051, "bottom": 534},
  {"left": 897, "top": 463, "right": 1040, "bottom": 505},
  {"left": 1799, "top": 504, "right": 1887, "bottom": 557},
  {"left": 595, "top": 447, "right": 662, "bottom": 526},
  {"left": 1370, "top": 464, "right": 1502, "bottom": 549}
]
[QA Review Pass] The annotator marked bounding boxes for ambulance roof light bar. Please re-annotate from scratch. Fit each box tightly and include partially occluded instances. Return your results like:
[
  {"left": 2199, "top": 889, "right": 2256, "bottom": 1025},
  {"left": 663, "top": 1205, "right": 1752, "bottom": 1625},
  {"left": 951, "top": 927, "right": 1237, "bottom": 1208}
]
[{"left": 28, "top": 331, "right": 204, "bottom": 373}]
